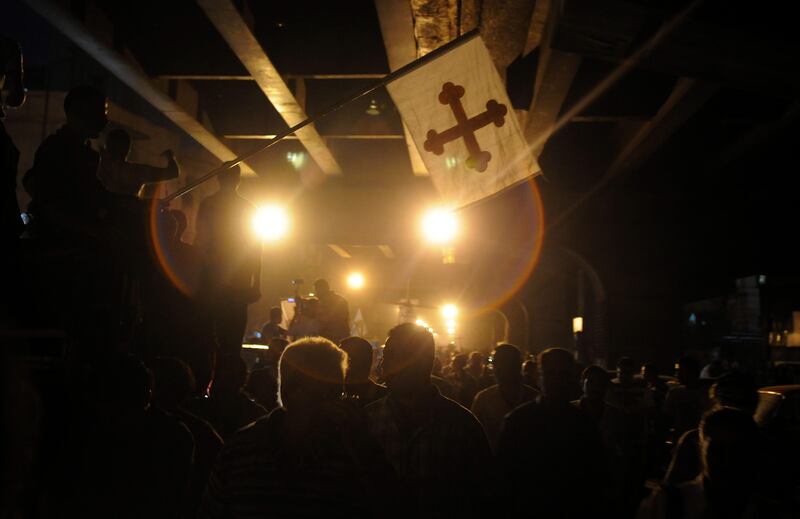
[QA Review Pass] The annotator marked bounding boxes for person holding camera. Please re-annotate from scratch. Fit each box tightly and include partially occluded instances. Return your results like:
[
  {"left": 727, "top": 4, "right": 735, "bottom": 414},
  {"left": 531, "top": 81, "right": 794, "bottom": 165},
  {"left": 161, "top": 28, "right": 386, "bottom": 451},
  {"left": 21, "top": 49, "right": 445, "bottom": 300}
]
[
  {"left": 313, "top": 278, "right": 350, "bottom": 343},
  {"left": 288, "top": 296, "right": 320, "bottom": 340}
]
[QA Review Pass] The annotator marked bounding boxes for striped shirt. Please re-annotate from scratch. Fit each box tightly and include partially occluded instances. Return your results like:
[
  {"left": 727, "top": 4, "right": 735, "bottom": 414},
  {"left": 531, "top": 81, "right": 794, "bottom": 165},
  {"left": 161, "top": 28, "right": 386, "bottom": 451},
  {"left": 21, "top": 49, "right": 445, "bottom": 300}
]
[
  {"left": 365, "top": 386, "right": 494, "bottom": 518},
  {"left": 200, "top": 405, "right": 396, "bottom": 519}
]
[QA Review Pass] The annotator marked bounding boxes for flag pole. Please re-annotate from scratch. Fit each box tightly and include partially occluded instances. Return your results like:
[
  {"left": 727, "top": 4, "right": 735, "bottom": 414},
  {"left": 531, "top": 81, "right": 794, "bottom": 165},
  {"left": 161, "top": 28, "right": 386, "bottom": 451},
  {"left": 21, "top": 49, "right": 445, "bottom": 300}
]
[{"left": 164, "top": 29, "right": 481, "bottom": 203}]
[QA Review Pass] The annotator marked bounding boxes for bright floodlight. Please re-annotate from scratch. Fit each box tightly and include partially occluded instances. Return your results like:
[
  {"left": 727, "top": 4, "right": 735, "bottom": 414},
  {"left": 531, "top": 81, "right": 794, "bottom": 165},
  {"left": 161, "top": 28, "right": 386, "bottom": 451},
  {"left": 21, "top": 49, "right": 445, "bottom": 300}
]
[
  {"left": 253, "top": 205, "right": 289, "bottom": 242},
  {"left": 422, "top": 208, "right": 458, "bottom": 244},
  {"left": 347, "top": 272, "right": 365, "bottom": 290},
  {"left": 441, "top": 303, "right": 458, "bottom": 319}
]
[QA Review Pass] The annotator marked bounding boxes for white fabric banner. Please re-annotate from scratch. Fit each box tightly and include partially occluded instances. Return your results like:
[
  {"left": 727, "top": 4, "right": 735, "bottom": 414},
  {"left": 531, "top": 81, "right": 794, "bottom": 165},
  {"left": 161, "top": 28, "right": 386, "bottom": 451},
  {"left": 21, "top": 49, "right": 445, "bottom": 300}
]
[{"left": 387, "top": 35, "right": 540, "bottom": 208}]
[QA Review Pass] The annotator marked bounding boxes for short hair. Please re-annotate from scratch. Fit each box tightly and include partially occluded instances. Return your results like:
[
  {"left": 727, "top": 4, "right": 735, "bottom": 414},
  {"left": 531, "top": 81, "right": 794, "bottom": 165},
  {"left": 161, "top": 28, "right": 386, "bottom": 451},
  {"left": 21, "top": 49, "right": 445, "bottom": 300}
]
[
  {"left": 386, "top": 322, "right": 435, "bottom": 374},
  {"left": 313, "top": 278, "right": 330, "bottom": 292},
  {"left": 493, "top": 343, "right": 522, "bottom": 367},
  {"left": 582, "top": 364, "right": 609, "bottom": 384},
  {"left": 539, "top": 348, "right": 575, "bottom": 376},
  {"left": 340, "top": 336, "right": 374, "bottom": 381},
  {"left": 617, "top": 356, "right": 635, "bottom": 370},
  {"left": 279, "top": 337, "right": 348, "bottom": 393},
  {"left": 64, "top": 85, "right": 105, "bottom": 115},
  {"left": 452, "top": 352, "right": 468, "bottom": 369},
  {"left": 105, "top": 128, "right": 132, "bottom": 158}
]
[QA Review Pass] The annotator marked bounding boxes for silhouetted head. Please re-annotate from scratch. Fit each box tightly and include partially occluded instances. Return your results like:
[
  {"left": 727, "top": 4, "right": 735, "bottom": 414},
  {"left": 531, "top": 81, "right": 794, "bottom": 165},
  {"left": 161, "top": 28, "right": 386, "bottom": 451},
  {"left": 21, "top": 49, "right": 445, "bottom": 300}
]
[
  {"left": 641, "top": 362, "right": 660, "bottom": 385},
  {"left": 452, "top": 353, "right": 468, "bottom": 371},
  {"left": 538, "top": 348, "right": 577, "bottom": 403},
  {"left": 381, "top": 323, "right": 435, "bottom": 396},
  {"left": 467, "top": 351, "right": 484, "bottom": 375},
  {"left": 150, "top": 357, "right": 196, "bottom": 410},
  {"left": 217, "top": 163, "right": 241, "bottom": 191},
  {"left": 522, "top": 359, "right": 538, "bottom": 384},
  {"left": 710, "top": 372, "right": 758, "bottom": 414},
  {"left": 616, "top": 356, "right": 636, "bottom": 386},
  {"left": 313, "top": 278, "right": 330, "bottom": 296},
  {"left": 64, "top": 85, "right": 107, "bottom": 139},
  {"left": 168, "top": 209, "right": 188, "bottom": 242},
  {"left": 211, "top": 355, "right": 247, "bottom": 398},
  {"left": 105, "top": 128, "right": 131, "bottom": 160},
  {"left": 340, "top": 336, "right": 374, "bottom": 385},
  {"left": 700, "top": 407, "right": 760, "bottom": 488},
  {"left": 0, "top": 36, "right": 25, "bottom": 118},
  {"left": 278, "top": 337, "right": 347, "bottom": 413},
  {"left": 269, "top": 306, "right": 282, "bottom": 324},
  {"left": 492, "top": 343, "right": 523, "bottom": 387},
  {"left": 676, "top": 355, "right": 701, "bottom": 386},
  {"left": 582, "top": 365, "right": 610, "bottom": 399},
  {"left": 245, "top": 368, "right": 278, "bottom": 411}
]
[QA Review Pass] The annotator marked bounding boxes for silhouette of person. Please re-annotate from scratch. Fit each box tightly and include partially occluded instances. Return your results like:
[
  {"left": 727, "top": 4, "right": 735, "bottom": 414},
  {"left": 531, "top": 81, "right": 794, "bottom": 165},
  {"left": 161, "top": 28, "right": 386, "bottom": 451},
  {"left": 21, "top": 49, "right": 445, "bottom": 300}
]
[
  {"left": 497, "top": 347, "right": 607, "bottom": 518},
  {"left": 97, "top": 128, "right": 179, "bottom": 197},
  {"left": 244, "top": 367, "right": 278, "bottom": 412},
  {"left": 664, "top": 371, "right": 758, "bottom": 485},
  {"left": 573, "top": 364, "right": 610, "bottom": 426},
  {"left": 642, "top": 362, "right": 669, "bottom": 408},
  {"left": 150, "top": 357, "right": 223, "bottom": 518},
  {"left": 27, "top": 85, "right": 109, "bottom": 246},
  {"left": 200, "top": 338, "right": 398, "bottom": 518},
  {"left": 467, "top": 351, "right": 494, "bottom": 390},
  {"left": 366, "top": 323, "right": 494, "bottom": 518},
  {"left": 447, "top": 352, "right": 478, "bottom": 407},
  {"left": 288, "top": 296, "right": 321, "bottom": 339},
  {"left": 195, "top": 165, "right": 261, "bottom": 356},
  {"left": 313, "top": 278, "right": 350, "bottom": 343},
  {"left": 604, "top": 356, "right": 656, "bottom": 518},
  {"left": 259, "top": 306, "right": 287, "bottom": 343},
  {"left": 522, "top": 358, "right": 540, "bottom": 390},
  {"left": 340, "top": 336, "right": 388, "bottom": 405},
  {"left": 471, "top": 343, "right": 538, "bottom": 450},
  {"left": 185, "top": 355, "right": 266, "bottom": 440},
  {"left": 663, "top": 356, "right": 708, "bottom": 440},
  {"left": 79, "top": 354, "right": 194, "bottom": 519},
  {"left": 638, "top": 408, "right": 781, "bottom": 519}
]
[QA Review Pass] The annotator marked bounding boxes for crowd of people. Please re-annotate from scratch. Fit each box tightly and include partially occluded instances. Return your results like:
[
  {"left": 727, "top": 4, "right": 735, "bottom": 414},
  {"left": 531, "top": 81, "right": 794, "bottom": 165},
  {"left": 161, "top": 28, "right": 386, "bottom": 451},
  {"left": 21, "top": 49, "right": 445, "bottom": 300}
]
[{"left": 2, "top": 39, "right": 799, "bottom": 519}]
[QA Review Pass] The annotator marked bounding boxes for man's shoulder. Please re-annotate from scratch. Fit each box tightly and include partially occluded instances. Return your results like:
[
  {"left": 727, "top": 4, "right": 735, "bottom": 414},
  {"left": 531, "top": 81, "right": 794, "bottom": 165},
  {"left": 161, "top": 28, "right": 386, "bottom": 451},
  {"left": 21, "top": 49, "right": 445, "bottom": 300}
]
[
  {"left": 433, "top": 393, "right": 483, "bottom": 427},
  {"left": 505, "top": 400, "right": 539, "bottom": 421},
  {"left": 223, "top": 410, "right": 279, "bottom": 453},
  {"left": 472, "top": 384, "right": 500, "bottom": 404}
]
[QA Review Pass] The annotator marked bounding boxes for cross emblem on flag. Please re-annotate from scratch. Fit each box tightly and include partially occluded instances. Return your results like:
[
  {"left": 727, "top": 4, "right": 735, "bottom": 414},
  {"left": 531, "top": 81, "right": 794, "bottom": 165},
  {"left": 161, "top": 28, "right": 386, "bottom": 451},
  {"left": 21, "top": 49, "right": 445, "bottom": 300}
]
[
  {"left": 424, "top": 82, "right": 508, "bottom": 172},
  {"left": 386, "top": 34, "right": 540, "bottom": 208}
]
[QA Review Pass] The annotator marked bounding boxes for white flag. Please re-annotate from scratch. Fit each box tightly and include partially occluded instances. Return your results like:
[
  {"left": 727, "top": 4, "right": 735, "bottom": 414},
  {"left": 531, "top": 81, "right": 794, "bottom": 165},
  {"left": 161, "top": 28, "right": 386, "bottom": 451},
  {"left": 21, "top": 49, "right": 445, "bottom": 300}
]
[{"left": 387, "top": 35, "right": 540, "bottom": 208}]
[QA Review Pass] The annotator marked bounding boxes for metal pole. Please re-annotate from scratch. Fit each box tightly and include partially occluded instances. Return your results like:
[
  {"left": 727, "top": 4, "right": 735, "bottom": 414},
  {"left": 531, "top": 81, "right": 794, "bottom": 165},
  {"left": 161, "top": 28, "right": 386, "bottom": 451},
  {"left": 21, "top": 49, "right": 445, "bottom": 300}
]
[{"left": 164, "top": 29, "right": 481, "bottom": 203}]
